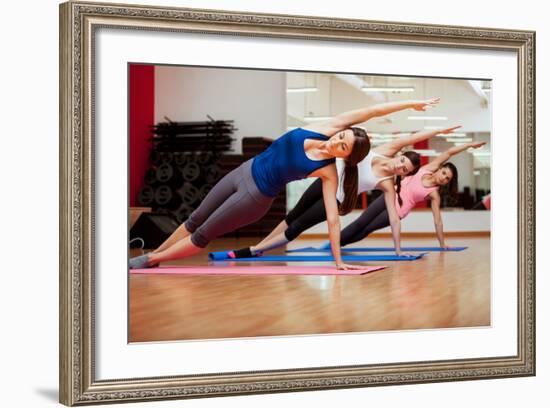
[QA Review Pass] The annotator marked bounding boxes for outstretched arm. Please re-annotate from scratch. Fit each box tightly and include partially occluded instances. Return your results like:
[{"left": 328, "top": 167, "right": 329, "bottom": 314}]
[
  {"left": 304, "top": 98, "right": 440, "bottom": 137},
  {"left": 429, "top": 191, "right": 448, "bottom": 248},
  {"left": 375, "top": 125, "right": 462, "bottom": 157},
  {"left": 424, "top": 141, "right": 486, "bottom": 172}
]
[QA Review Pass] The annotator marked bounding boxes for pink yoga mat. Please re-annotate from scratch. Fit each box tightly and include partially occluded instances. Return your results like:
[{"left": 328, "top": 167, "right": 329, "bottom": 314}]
[{"left": 130, "top": 265, "right": 386, "bottom": 276}]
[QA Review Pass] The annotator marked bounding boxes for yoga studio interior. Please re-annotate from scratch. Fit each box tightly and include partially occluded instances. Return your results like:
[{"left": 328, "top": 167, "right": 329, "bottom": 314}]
[{"left": 128, "top": 65, "right": 491, "bottom": 342}]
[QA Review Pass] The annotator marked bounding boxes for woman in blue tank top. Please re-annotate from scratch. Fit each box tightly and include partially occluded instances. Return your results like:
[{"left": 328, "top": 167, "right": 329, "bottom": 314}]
[{"left": 129, "top": 100, "right": 437, "bottom": 271}]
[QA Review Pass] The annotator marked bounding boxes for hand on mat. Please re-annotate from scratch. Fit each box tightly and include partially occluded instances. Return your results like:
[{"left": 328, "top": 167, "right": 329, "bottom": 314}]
[
  {"left": 336, "top": 262, "right": 369, "bottom": 271},
  {"left": 412, "top": 97, "right": 440, "bottom": 111}
]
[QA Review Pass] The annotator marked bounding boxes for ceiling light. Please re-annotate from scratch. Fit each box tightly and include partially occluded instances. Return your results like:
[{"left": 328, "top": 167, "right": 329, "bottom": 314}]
[
  {"left": 413, "top": 149, "right": 438, "bottom": 156},
  {"left": 408, "top": 116, "right": 448, "bottom": 121},
  {"left": 286, "top": 87, "right": 319, "bottom": 93},
  {"left": 439, "top": 132, "right": 467, "bottom": 137},
  {"left": 446, "top": 137, "right": 473, "bottom": 143},
  {"left": 362, "top": 86, "right": 415, "bottom": 93},
  {"left": 302, "top": 116, "right": 333, "bottom": 122}
]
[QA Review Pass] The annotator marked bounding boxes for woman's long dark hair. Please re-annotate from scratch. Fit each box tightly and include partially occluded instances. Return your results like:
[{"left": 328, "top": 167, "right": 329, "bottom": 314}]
[
  {"left": 395, "top": 151, "right": 421, "bottom": 206},
  {"left": 440, "top": 162, "right": 459, "bottom": 205},
  {"left": 340, "top": 127, "right": 370, "bottom": 215}
]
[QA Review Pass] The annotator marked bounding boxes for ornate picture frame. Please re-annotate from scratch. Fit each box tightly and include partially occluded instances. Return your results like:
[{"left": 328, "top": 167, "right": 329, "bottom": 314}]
[{"left": 59, "top": 1, "right": 535, "bottom": 405}]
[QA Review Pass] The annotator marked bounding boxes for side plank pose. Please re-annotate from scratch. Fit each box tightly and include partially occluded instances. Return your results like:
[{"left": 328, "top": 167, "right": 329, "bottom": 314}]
[
  {"left": 128, "top": 99, "right": 416, "bottom": 270},
  {"left": 332, "top": 141, "right": 487, "bottom": 250},
  {"left": 226, "top": 100, "right": 454, "bottom": 259}
]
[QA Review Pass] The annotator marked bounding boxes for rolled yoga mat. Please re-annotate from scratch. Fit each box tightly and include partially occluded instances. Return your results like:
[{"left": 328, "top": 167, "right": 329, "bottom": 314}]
[
  {"left": 208, "top": 252, "right": 427, "bottom": 262},
  {"left": 130, "top": 265, "right": 387, "bottom": 275},
  {"left": 286, "top": 246, "right": 467, "bottom": 253}
]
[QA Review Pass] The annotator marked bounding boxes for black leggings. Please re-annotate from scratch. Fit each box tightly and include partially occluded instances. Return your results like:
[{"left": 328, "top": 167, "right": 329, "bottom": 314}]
[
  {"left": 284, "top": 179, "right": 328, "bottom": 240},
  {"left": 284, "top": 180, "right": 390, "bottom": 246},
  {"left": 339, "top": 194, "right": 390, "bottom": 246}
]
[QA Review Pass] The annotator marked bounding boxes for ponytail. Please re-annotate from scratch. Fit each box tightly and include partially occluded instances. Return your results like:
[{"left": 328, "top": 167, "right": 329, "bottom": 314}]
[
  {"left": 396, "top": 175, "right": 403, "bottom": 206},
  {"left": 339, "top": 127, "right": 370, "bottom": 215},
  {"left": 340, "top": 162, "right": 359, "bottom": 214},
  {"left": 441, "top": 162, "right": 459, "bottom": 205},
  {"left": 395, "top": 151, "right": 420, "bottom": 208}
]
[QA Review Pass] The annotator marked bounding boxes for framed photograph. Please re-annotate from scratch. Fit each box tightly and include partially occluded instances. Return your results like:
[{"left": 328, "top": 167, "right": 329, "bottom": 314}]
[{"left": 59, "top": 1, "right": 535, "bottom": 405}]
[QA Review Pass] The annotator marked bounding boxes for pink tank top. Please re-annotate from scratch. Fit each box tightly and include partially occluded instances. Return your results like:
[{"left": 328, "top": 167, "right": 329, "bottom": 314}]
[{"left": 395, "top": 167, "right": 439, "bottom": 218}]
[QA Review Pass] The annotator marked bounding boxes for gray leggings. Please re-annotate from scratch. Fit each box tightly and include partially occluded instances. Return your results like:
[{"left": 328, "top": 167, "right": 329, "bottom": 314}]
[{"left": 185, "top": 159, "right": 274, "bottom": 248}]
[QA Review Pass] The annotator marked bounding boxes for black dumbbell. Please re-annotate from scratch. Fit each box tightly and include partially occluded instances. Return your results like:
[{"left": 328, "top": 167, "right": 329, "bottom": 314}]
[
  {"left": 204, "top": 164, "right": 221, "bottom": 184},
  {"left": 174, "top": 203, "right": 194, "bottom": 224},
  {"left": 177, "top": 182, "right": 200, "bottom": 206},
  {"left": 138, "top": 185, "right": 154, "bottom": 206},
  {"left": 181, "top": 162, "right": 201, "bottom": 182}
]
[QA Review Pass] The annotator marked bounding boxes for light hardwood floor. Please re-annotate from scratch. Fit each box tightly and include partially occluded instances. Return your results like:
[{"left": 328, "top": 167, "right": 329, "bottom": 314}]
[{"left": 129, "top": 236, "right": 490, "bottom": 342}]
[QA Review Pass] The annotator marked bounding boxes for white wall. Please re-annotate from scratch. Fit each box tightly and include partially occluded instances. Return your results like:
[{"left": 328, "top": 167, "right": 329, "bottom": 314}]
[
  {"left": 304, "top": 209, "right": 490, "bottom": 235},
  {"left": 1, "top": 1, "right": 546, "bottom": 408},
  {"left": 155, "top": 66, "right": 286, "bottom": 153},
  {"left": 289, "top": 75, "right": 492, "bottom": 134}
]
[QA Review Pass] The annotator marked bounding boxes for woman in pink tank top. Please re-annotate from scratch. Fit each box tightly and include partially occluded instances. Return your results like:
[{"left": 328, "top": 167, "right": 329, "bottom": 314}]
[{"left": 336, "top": 140, "right": 486, "bottom": 253}]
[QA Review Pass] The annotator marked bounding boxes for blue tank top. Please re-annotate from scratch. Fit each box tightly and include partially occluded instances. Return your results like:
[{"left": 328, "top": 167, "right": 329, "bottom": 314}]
[{"left": 251, "top": 128, "right": 335, "bottom": 197}]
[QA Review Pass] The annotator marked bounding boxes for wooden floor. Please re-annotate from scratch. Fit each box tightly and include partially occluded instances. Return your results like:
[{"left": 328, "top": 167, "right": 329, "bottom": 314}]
[{"left": 129, "top": 236, "right": 490, "bottom": 342}]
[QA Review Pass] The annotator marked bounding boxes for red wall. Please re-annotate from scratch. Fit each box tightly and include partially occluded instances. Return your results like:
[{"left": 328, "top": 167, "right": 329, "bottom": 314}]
[{"left": 129, "top": 64, "right": 155, "bottom": 206}]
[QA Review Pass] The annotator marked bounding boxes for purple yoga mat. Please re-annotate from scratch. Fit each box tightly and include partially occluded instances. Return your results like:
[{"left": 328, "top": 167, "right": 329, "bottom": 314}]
[{"left": 130, "top": 265, "right": 386, "bottom": 276}]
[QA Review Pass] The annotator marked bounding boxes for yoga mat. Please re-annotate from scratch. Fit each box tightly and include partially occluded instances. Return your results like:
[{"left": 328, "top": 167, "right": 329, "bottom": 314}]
[
  {"left": 286, "top": 246, "right": 467, "bottom": 253},
  {"left": 208, "top": 252, "right": 427, "bottom": 262},
  {"left": 130, "top": 265, "right": 386, "bottom": 275}
]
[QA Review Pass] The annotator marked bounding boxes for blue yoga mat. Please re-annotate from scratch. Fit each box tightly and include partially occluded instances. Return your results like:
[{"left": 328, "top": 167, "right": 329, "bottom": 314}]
[
  {"left": 208, "top": 252, "right": 427, "bottom": 262},
  {"left": 286, "top": 246, "right": 467, "bottom": 253}
]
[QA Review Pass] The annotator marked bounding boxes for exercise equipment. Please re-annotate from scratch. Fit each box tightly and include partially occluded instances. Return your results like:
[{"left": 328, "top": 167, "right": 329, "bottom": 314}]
[
  {"left": 130, "top": 265, "right": 386, "bottom": 276},
  {"left": 177, "top": 182, "right": 200, "bottom": 205},
  {"left": 174, "top": 203, "right": 194, "bottom": 224},
  {"left": 155, "top": 163, "right": 181, "bottom": 184},
  {"left": 286, "top": 246, "right": 468, "bottom": 253},
  {"left": 208, "top": 252, "right": 427, "bottom": 262},
  {"left": 154, "top": 185, "right": 180, "bottom": 208},
  {"left": 138, "top": 185, "right": 155, "bottom": 206},
  {"left": 129, "top": 213, "right": 179, "bottom": 249},
  {"left": 204, "top": 164, "right": 221, "bottom": 184},
  {"left": 181, "top": 162, "right": 201, "bottom": 182}
]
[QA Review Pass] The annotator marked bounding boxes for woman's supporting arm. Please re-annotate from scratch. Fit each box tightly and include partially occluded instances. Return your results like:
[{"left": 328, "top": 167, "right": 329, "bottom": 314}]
[
  {"left": 319, "top": 166, "right": 365, "bottom": 270},
  {"left": 379, "top": 180, "right": 407, "bottom": 255},
  {"left": 320, "top": 171, "right": 344, "bottom": 268},
  {"left": 429, "top": 191, "right": 448, "bottom": 248}
]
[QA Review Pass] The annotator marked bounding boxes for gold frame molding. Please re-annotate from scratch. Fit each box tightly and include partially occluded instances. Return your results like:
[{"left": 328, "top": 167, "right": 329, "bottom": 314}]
[{"left": 59, "top": 1, "right": 536, "bottom": 405}]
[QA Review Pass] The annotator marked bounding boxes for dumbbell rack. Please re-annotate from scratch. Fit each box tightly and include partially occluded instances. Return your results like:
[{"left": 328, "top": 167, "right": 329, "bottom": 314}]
[
  {"left": 137, "top": 121, "right": 287, "bottom": 238},
  {"left": 138, "top": 118, "right": 234, "bottom": 224}
]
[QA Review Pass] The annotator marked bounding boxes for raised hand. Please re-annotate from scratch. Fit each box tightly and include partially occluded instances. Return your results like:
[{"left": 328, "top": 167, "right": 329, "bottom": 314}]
[
  {"left": 469, "top": 141, "right": 487, "bottom": 149},
  {"left": 438, "top": 125, "right": 463, "bottom": 135},
  {"left": 412, "top": 97, "right": 441, "bottom": 111}
]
